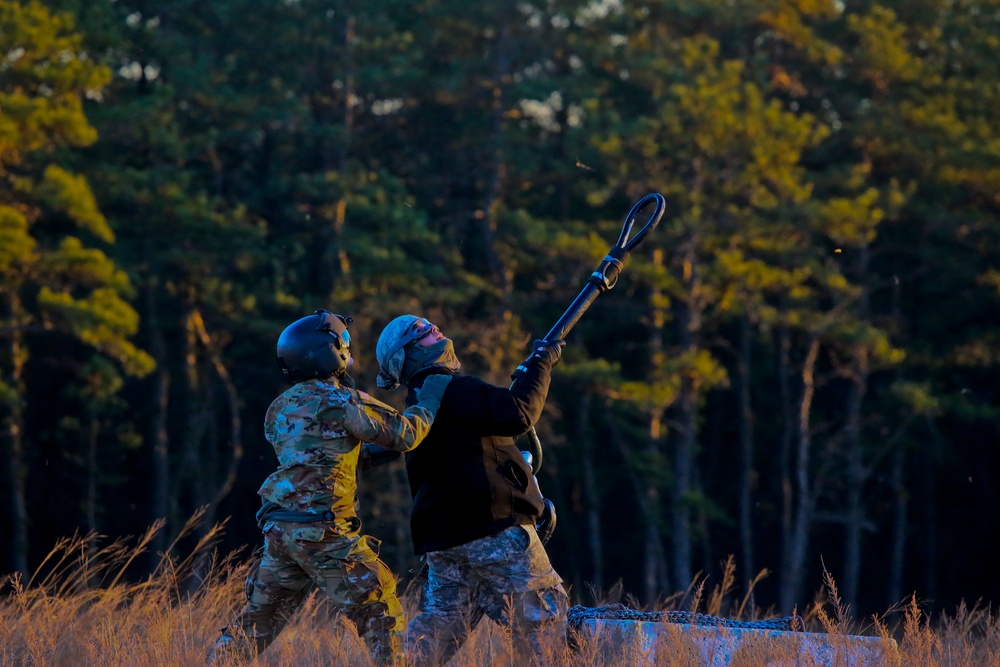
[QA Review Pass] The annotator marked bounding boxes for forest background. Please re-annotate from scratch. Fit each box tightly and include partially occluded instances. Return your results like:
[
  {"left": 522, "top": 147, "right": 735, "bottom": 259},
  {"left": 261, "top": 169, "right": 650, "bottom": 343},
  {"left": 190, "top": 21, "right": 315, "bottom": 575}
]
[{"left": 3, "top": 0, "right": 1000, "bottom": 624}]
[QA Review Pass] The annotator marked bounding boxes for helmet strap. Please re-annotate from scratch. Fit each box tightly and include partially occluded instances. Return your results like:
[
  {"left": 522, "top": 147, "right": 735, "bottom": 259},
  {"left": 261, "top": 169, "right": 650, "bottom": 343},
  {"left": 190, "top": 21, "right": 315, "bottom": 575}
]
[{"left": 340, "top": 372, "right": 356, "bottom": 389}]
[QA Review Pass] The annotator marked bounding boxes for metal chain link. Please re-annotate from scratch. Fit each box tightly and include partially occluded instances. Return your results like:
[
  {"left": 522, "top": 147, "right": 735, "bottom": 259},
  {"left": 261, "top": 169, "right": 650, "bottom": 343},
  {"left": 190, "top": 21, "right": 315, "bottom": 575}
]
[{"left": 567, "top": 604, "right": 804, "bottom": 633}]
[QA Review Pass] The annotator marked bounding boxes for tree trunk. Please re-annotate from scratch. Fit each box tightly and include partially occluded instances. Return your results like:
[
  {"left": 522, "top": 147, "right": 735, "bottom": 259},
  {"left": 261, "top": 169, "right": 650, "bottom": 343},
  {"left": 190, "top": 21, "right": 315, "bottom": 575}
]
[
  {"left": 842, "top": 243, "right": 872, "bottom": 609},
  {"left": 190, "top": 309, "right": 243, "bottom": 520},
  {"left": 578, "top": 392, "right": 604, "bottom": 593},
  {"left": 180, "top": 309, "right": 208, "bottom": 515},
  {"left": 644, "top": 408, "right": 666, "bottom": 606},
  {"left": 887, "top": 443, "right": 907, "bottom": 607},
  {"left": 319, "top": 12, "right": 355, "bottom": 292},
  {"left": 922, "top": 418, "right": 941, "bottom": 602},
  {"left": 607, "top": 403, "right": 669, "bottom": 605},
  {"left": 646, "top": 247, "right": 670, "bottom": 602},
  {"left": 886, "top": 274, "right": 908, "bottom": 610},
  {"left": 671, "top": 245, "right": 701, "bottom": 594},
  {"left": 150, "top": 368, "right": 171, "bottom": 551},
  {"left": 478, "top": 12, "right": 513, "bottom": 298},
  {"left": 671, "top": 384, "right": 695, "bottom": 595},
  {"left": 736, "top": 315, "right": 756, "bottom": 585},
  {"left": 842, "top": 346, "right": 869, "bottom": 610},
  {"left": 779, "top": 336, "right": 820, "bottom": 613},
  {"left": 332, "top": 14, "right": 355, "bottom": 283},
  {"left": 141, "top": 236, "right": 172, "bottom": 572},
  {"left": 86, "top": 415, "right": 99, "bottom": 542},
  {"left": 0, "top": 296, "right": 29, "bottom": 575},
  {"left": 777, "top": 326, "right": 794, "bottom": 570}
]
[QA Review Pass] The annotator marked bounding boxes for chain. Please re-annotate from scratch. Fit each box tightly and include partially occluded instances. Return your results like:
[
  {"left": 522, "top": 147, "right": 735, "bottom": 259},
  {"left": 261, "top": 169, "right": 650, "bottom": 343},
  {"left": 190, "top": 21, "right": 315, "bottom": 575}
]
[{"left": 567, "top": 604, "right": 804, "bottom": 633}]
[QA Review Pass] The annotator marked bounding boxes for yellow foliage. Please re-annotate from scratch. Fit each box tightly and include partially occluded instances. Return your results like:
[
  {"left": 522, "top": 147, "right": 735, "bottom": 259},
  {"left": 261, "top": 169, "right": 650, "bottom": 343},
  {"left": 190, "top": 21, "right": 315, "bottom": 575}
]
[
  {"left": 0, "top": 0, "right": 110, "bottom": 166},
  {"left": 848, "top": 6, "right": 922, "bottom": 90},
  {"left": 0, "top": 205, "right": 37, "bottom": 271},
  {"left": 37, "top": 166, "right": 114, "bottom": 242},
  {"left": 36, "top": 286, "right": 155, "bottom": 377},
  {"left": 891, "top": 381, "right": 941, "bottom": 417}
]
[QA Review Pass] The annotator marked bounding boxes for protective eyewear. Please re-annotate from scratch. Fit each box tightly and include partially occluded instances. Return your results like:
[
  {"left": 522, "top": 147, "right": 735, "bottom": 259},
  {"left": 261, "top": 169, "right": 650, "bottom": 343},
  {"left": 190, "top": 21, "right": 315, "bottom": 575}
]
[
  {"left": 384, "top": 318, "right": 438, "bottom": 362},
  {"left": 407, "top": 318, "right": 437, "bottom": 345},
  {"left": 329, "top": 327, "right": 351, "bottom": 349}
]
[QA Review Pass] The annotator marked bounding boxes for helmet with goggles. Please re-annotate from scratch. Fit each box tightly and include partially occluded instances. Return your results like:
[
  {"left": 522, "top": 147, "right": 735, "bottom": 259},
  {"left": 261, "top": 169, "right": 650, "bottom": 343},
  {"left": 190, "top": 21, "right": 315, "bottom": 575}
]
[
  {"left": 376, "top": 315, "right": 439, "bottom": 389},
  {"left": 276, "top": 309, "right": 354, "bottom": 382}
]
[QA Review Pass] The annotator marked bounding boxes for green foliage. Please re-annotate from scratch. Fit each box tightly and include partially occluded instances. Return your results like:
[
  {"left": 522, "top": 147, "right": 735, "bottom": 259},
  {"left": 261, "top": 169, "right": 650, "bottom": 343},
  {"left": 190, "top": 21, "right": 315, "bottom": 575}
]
[
  {"left": 3, "top": 0, "right": 1000, "bottom": 619},
  {"left": 0, "top": 0, "right": 150, "bottom": 378}
]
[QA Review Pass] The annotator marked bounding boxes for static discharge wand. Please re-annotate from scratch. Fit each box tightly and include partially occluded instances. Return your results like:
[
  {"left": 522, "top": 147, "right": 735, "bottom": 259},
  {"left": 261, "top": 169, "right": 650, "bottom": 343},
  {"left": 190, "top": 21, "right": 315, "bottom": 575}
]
[{"left": 511, "top": 192, "right": 666, "bottom": 474}]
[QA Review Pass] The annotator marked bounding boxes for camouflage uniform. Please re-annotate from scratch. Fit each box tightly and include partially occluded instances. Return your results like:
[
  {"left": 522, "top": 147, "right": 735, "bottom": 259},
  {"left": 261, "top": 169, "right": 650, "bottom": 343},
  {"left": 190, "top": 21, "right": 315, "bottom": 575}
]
[
  {"left": 213, "top": 375, "right": 449, "bottom": 665},
  {"left": 407, "top": 524, "right": 569, "bottom": 666},
  {"left": 375, "top": 315, "right": 568, "bottom": 665}
]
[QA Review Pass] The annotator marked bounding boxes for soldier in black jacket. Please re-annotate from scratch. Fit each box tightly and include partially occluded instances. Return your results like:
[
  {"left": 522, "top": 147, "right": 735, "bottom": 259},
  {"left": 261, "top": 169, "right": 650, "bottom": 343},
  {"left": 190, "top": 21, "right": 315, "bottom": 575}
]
[{"left": 375, "top": 315, "right": 568, "bottom": 666}]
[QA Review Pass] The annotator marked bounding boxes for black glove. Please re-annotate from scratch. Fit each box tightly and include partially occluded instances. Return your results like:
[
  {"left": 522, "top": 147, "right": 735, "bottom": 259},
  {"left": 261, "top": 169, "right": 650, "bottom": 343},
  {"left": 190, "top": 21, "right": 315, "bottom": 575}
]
[
  {"left": 359, "top": 442, "right": 402, "bottom": 472},
  {"left": 528, "top": 339, "right": 566, "bottom": 368},
  {"left": 536, "top": 497, "right": 557, "bottom": 545}
]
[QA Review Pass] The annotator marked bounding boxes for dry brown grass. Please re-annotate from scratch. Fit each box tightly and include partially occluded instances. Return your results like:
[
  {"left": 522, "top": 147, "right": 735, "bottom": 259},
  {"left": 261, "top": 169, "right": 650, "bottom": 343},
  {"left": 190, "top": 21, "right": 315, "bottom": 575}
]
[{"left": 3, "top": 529, "right": 1000, "bottom": 667}]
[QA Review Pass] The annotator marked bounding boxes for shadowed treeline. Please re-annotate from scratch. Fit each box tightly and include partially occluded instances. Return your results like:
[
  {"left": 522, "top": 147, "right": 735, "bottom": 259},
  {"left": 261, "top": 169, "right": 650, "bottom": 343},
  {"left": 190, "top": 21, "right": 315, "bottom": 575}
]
[{"left": 3, "top": 0, "right": 1000, "bottom": 621}]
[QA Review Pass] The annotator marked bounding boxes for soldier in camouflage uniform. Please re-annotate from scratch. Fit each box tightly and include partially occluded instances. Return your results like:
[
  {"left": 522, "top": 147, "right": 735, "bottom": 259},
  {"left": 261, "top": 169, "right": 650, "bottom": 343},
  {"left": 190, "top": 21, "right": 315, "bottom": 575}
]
[
  {"left": 210, "top": 310, "right": 451, "bottom": 665},
  {"left": 375, "top": 315, "right": 568, "bottom": 666}
]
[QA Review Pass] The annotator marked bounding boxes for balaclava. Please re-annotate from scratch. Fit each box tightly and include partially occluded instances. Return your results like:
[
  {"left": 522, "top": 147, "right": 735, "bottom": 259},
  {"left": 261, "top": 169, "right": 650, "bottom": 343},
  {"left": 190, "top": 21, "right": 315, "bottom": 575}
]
[{"left": 400, "top": 338, "right": 461, "bottom": 387}]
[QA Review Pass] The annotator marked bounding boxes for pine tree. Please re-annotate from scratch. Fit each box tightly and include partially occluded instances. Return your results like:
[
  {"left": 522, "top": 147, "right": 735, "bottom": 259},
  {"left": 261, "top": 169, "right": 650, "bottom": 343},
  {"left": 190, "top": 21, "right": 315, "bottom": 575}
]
[{"left": 0, "top": 0, "right": 153, "bottom": 574}]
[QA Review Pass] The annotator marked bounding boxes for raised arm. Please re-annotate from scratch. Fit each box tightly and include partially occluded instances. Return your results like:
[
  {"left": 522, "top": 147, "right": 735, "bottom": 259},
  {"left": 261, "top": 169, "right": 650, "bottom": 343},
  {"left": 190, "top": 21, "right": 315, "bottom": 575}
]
[
  {"left": 343, "top": 374, "right": 452, "bottom": 452},
  {"left": 453, "top": 340, "right": 563, "bottom": 437}
]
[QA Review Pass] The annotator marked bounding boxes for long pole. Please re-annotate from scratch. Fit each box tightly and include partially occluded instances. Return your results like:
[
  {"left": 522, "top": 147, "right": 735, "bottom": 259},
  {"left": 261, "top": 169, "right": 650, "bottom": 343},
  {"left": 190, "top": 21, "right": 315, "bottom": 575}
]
[{"left": 514, "top": 193, "right": 666, "bottom": 472}]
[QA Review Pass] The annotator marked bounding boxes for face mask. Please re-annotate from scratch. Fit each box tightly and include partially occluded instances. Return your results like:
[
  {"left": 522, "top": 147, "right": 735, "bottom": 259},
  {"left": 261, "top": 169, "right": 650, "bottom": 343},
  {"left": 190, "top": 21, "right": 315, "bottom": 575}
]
[{"left": 401, "top": 338, "right": 461, "bottom": 386}]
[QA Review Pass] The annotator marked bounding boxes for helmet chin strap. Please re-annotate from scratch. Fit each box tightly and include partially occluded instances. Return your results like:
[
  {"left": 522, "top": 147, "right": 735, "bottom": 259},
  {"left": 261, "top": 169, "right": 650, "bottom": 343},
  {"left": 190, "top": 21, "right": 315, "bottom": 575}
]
[{"left": 340, "top": 372, "right": 356, "bottom": 389}]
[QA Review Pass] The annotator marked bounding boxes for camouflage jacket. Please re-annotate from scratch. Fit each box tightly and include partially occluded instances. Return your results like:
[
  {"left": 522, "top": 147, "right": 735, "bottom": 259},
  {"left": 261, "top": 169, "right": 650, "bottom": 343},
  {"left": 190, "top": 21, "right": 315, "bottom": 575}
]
[{"left": 258, "top": 377, "right": 438, "bottom": 528}]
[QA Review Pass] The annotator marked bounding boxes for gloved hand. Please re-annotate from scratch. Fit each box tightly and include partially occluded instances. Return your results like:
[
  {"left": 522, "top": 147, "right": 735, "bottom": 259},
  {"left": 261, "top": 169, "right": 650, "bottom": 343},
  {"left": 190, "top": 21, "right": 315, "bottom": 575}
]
[
  {"left": 536, "top": 497, "right": 557, "bottom": 544},
  {"left": 414, "top": 373, "right": 453, "bottom": 413},
  {"left": 359, "top": 442, "right": 402, "bottom": 472},
  {"left": 528, "top": 339, "right": 566, "bottom": 369}
]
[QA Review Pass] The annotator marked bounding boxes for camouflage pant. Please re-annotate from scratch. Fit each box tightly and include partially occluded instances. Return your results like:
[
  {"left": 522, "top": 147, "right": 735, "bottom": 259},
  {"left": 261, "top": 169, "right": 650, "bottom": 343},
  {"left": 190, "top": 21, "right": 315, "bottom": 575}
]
[
  {"left": 406, "top": 524, "right": 568, "bottom": 666},
  {"left": 213, "top": 521, "right": 405, "bottom": 665}
]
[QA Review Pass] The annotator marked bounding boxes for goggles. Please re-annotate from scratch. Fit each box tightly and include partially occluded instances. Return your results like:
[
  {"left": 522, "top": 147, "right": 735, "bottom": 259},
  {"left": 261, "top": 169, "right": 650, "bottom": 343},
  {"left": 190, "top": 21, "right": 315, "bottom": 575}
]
[
  {"left": 383, "top": 317, "right": 437, "bottom": 361},
  {"left": 407, "top": 318, "right": 437, "bottom": 344},
  {"left": 329, "top": 327, "right": 351, "bottom": 349}
]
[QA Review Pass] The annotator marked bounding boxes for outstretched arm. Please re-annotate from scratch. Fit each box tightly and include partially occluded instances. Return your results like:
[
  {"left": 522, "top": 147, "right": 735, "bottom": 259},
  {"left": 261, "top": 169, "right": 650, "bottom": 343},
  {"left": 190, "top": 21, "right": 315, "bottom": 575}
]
[
  {"left": 458, "top": 340, "right": 564, "bottom": 437},
  {"left": 343, "top": 374, "right": 452, "bottom": 452}
]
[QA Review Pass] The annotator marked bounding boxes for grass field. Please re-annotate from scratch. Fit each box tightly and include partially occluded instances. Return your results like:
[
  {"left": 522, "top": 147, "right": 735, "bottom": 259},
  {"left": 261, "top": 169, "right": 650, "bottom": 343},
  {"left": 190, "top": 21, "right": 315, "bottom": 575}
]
[{"left": 3, "top": 518, "right": 1000, "bottom": 666}]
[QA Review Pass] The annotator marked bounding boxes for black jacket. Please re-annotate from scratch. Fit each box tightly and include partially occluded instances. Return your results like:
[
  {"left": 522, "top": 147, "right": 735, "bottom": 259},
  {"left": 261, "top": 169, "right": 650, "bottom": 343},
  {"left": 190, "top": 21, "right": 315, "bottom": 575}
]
[{"left": 404, "top": 357, "right": 552, "bottom": 554}]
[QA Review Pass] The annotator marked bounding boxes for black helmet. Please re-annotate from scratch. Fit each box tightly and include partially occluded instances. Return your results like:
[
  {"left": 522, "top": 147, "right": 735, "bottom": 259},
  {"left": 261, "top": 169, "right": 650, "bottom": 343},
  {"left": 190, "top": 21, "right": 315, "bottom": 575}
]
[{"left": 276, "top": 309, "right": 354, "bottom": 382}]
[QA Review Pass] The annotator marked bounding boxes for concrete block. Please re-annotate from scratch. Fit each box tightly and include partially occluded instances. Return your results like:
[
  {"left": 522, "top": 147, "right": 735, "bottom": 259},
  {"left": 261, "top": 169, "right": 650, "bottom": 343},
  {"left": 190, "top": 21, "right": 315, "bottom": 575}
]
[{"left": 577, "top": 618, "right": 901, "bottom": 666}]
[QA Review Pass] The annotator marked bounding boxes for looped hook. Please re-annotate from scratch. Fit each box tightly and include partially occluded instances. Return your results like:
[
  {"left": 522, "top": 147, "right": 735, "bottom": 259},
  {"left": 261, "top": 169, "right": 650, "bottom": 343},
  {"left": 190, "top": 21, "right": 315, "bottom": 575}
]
[
  {"left": 588, "top": 193, "right": 666, "bottom": 293},
  {"left": 616, "top": 193, "right": 666, "bottom": 253}
]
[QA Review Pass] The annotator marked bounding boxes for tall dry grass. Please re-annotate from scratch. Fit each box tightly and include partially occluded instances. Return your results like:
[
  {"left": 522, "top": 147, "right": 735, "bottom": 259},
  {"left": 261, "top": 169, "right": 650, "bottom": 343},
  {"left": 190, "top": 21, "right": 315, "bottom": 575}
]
[{"left": 3, "top": 524, "right": 1000, "bottom": 667}]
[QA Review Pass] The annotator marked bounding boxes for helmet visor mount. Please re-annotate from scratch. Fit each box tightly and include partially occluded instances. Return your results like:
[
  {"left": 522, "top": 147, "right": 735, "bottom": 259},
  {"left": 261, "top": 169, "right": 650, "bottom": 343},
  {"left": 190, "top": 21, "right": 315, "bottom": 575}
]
[{"left": 317, "top": 312, "right": 352, "bottom": 351}]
